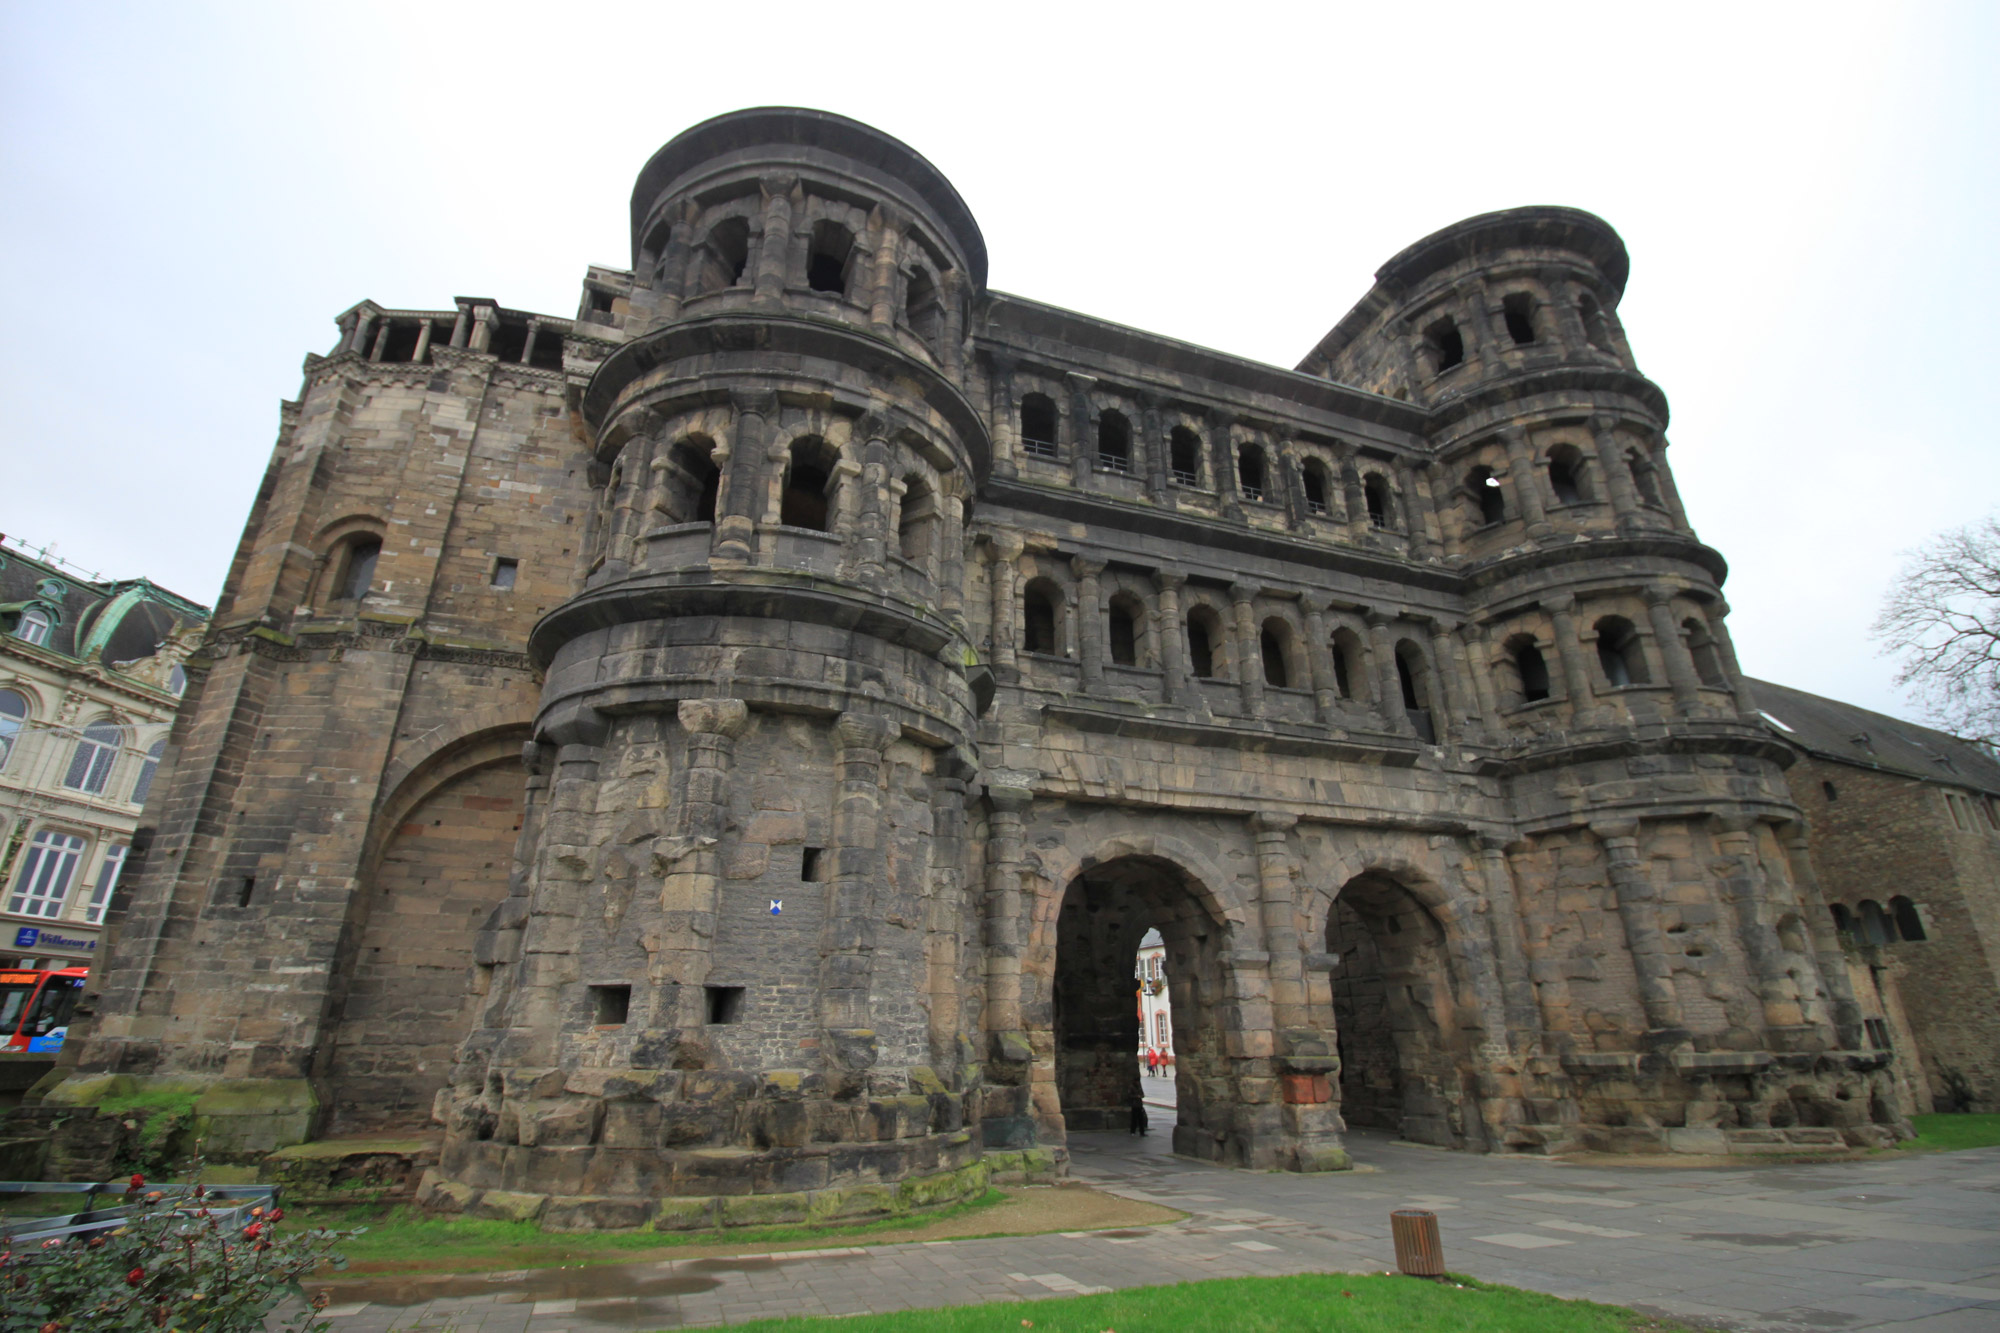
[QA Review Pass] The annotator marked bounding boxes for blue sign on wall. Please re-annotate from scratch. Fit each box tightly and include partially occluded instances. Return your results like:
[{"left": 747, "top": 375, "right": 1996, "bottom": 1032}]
[{"left": 13, "top": 927, "right": 38, "bottom": 948}]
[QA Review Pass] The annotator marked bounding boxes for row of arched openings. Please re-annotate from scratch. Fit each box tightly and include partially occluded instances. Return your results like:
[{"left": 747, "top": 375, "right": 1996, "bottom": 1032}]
[
  {"left": 1503, "top": 615, "right": 1727, "bottom": 704},
  {"left": 1831, "top": 897, "right": 1928, "bottom": 946},
  {"left": 685, "top": 214, "right": 946, "bottom": 347}
]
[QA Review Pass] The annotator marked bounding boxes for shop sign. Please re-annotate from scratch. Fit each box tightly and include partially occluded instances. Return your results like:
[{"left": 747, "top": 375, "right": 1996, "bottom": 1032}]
[{"left": 12, "top": 926, "right": 96, "bottom": 952}]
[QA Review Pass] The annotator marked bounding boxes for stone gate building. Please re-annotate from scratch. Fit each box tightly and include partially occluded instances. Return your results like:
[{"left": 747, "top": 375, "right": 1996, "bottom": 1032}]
[{"left": 57, "top": 108, "right": 1912, "bottom": 1227}]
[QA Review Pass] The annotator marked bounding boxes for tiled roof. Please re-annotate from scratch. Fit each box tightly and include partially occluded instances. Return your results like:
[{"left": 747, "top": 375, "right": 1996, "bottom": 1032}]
[{"left": 1744, "top": 677, "right": 2000, "bottom": 796}]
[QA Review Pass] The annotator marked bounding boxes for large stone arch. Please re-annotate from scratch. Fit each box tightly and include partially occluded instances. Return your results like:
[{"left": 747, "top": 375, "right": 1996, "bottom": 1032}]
[{"left": 317, "top": 721, "right": 531, "bottom": 1133}]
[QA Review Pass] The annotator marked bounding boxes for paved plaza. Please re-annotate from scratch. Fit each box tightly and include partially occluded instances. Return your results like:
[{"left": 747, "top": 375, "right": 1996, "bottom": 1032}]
[{"left": 306, "top": 1102, "right": 2000, "bottom": 1332}]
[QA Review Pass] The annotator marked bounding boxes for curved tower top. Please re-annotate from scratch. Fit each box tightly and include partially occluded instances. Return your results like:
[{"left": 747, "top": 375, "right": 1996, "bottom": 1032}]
[{"left": 629, "top": 107, "right": 989, "bottom": 291}]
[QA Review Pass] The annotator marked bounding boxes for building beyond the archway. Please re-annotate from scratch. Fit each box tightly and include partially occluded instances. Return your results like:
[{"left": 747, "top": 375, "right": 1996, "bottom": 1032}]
[{"left": 53, "top": 108, "right": 1915, "bottom": 1227}]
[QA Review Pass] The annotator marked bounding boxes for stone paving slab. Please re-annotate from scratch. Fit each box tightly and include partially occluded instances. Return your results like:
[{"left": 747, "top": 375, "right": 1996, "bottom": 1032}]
[{"left": 293, "top": 1110, "right": 2000, "bottom": 1332}]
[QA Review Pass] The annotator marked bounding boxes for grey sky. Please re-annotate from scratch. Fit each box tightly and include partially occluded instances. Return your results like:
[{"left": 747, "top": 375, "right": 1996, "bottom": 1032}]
[{"left": 3, "top": 2, "right": 1993, "bottom": 725}]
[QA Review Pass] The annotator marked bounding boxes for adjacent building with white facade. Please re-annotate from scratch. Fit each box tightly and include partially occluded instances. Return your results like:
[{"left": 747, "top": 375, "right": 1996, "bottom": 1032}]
[{"left": 0, "top": 538, "right": 206, "bottom": 972}]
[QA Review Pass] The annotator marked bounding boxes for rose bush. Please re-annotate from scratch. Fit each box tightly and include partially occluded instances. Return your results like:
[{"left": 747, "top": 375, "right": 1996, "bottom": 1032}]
[{"left": 1, "top": 1169, "right": 360, "bottom": 1331}]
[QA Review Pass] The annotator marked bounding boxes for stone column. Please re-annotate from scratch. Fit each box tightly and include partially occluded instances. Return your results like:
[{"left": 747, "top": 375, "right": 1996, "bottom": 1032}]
[
  {"left": 1139, "top": 392, "right": 1169, "bottom": 505},
  {"left": 1645, "top": 584, "right": 1702, "bottom": 716},
  {"left": 1277, "top": 443, "right": 1308, "bottom": 530},
  {"left": 519, "top": 320, "right": 540, "bottom": 368},
  {"left": 655, "top": 699, "right": 748, "bottom": 1027},
  {"left": 1336, "top": 444, "right": 1367, "bottom": 540},
  {"left": 819, "top": 711, "right": 899, "bottom": 1062},
  {"left": 866, "top": 205, "right": 902, "bottom": 331},
  {"left": 1543, "top": 594, "right": 1599, "bottom": 722},
  {"left": 1652, "top": 437, "right": 1694, "bottom": 531},
  {"left": 1545, "top": 274, "right": 1593, "bottom": 350},
  {"left": 1366, "top": 611, "right": 1409, "bottom": 733},
  {"left": 1592, "top": 820, "right": 1685, "bottom": 1038},
  {"left": 1712, "top": 817, "right": 1815, "bottom": 1046},
  {"left": 939, "top": 268, "right": 967, "bottom": 381},
  {"left": 347, "top": 307, "right": 376, "bottom": 356},
  {"left": 853, "top": 413, "right": 894, "bottom": 584},
  {"left": 368, "top": 319, "right": 392, "bottom": 362},
  {"left": 987, "top": 533, "right": 1022, "bottom": 682},
  {"left": 938, "top": 485, "right": 967, "bottom": 629},
  {"left": 1501, "top": 426, "right": 1550, "bottom": 537},
  {"left": 1155, "top": 569, "right": 1192, "bottom": 709},
  {"left": 1779, "top": 822, "right": 1865, "bottom": 1048},
  {"left": 469, "top": 304, "right": 494, "bottom": 353},
  {"left": 1478, "top": 836, "right": 1543, "bottom": 1049},
  {"left": 1590, "top": 415, "right": 1643, "bottom": 534},
  {"left": 1428, "top": 619, "right": 1477, "bottom": 740},
  {"left": 412, "top": 318, "right": 433, "bottom": 365},
  {"left": 713, "top": 389, "right": 773, "bottom": 563},
  {"left": 1704, "top": 600, "right": 1756, "bottom": 717},
  {"left": 1073, "top": 557, "right": 1106, "bottom": 692},
  {"left": 1251, "top": 812, "right": 1307, "bottom": 1035},
  {"left": 1068, "top": 373, "right": 1098, "bottom": 487},
  {"left": 1300, "top": 595, "right": 1339, "bottom": 725},
  {"left": 448, "top": 306, "right": 469, "bottom": 348},
  {"left": 654, "top": 202, "right": 698, "bottom": 319},
  {"left": 1230, "top": 583, "right": 1265, "bottom": 717},
  {"left": 989, "top": 354, "right": 1019, "bottom": 478},
  {"left": 751, "top": 174, "right": 796, "bottom": 308},
  {"left": 1398, "top": 461, "right": 1434, "bottom": 559},
  {"left": 1209, "top": 410, "right": 1242, "bottom": 520},
  {"left": 982, "top": 782, "right": 1032, "bottom": 1056},
  {"left": 1463, "top": 620, "right": 1502, "bottom": 724}
]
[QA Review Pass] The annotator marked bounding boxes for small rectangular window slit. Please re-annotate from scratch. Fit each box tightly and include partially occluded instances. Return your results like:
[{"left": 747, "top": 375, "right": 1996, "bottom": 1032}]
[
  {"left": 491, "top": 557, "right": 518, "bottom": 590},
  {"left": 705, "top": 985, "right": 745, "bottom": 1025},
  {"left": 590, "top": 984, "right": 631, "bottom": 1026},
  {"left": 801, "top": 847, "right": 823, "bottom": 882}
]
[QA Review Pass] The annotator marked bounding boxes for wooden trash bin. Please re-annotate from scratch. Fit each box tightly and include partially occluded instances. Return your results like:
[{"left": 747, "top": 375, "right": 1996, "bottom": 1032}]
[{"left": 1390, "top": 1207, "right": 1445, "bottom": 1278}]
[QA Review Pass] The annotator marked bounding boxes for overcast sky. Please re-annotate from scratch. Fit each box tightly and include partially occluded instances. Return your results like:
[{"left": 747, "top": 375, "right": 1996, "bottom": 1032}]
[{"left": 3, "top": 2, "right": 1993, "bottom": 726}]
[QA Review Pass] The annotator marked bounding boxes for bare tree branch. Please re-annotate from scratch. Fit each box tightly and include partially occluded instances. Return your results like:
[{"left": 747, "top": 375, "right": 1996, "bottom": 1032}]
[{"left": 1874, "top": 513, "right": 2000, "bottom": 750}]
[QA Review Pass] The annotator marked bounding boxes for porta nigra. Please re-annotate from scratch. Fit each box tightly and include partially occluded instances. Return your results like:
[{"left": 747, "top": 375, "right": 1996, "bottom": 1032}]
[{"left": 55, "top": 108, "right": 1910, "bottom": 1230}]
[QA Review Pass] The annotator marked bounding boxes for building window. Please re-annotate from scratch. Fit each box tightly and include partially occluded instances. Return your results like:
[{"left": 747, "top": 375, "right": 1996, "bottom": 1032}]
[
  {"left": 1864, "top": 1017, "right": 1892, "bottom": 1050},
  {"left": 807, "top": 220, "right": 855, "bottom": 295},
  {"left": 1594, "top": 616, "right": 1650, "bottom": 688},
  {"left": 780, "top": 437, "right": 839, "bottom": 532},
  {"left": 1330, "top": 628, "right": 1365, "bottom": 700},
  {"left": 335, "top": 538, "right": 380, "bottom": 602},
  {"left": 1548, "top": 445, "right": 1587, "bottom": 505},
  {"left": 1155, "top": 1012, "right": 1169, "bottom": 1046},
  {"left": 64, "top": 722, "right": 123, "bottom": 795},
  {"left": 1108, "top": 597, "right": 1142, "bottom": 667},
  {"left": 897, "top": 477, "right": 939, "bottom": 564},
  {"left": 14, "top": 608, "right": 51, "bottom": 647},
  {"left": 663, "top": 436, "right": 721, "bottom": 525},
  {"left": 1236, "top": 444, "right": 1267, "bottom": 501},
  {"left": 1169, "top": 427, "right": 1202, "bottom": 486},
  {"left": 1020, "top": 394, "right": 1059, "bottom": 461},
  {"left": 1260, "top": 618, "right": 1295, "bottom": 689},
  {"left": 1424, "top": 317, "right": 1464, "bottom": 373},
  {"left": 1509, "top": 636, "right": 1551, "bottom": 703},
  {"left": 1302, "top": 459, "right": 1331, "bottom": 515},
  {"left": 1097, "top": 411, "right": 1133, "bottom": 474},
  {"left": 1627, "top": 449, "right": 1665, "bottom": 507},
  {"left": 590, "top": 984, "right": 631, "bottom": 1026},
  {"left": 8, "top": 830, "right": 87, "bottom": 919},
  {"left": 1502, "top": 292, "right": 1537, "bottom": 345},
  {"left": 1889, "top": 895, "right": 1928, "bottom": 942},
  {"left": 1396, "top": 640, "right": 1434, "bottom": 742},
  {"left": 1822, "top": 780, "right": 1839, "bottom": 801},
  {"left": 87, "top": 843, "right": 128, "bottom": 925},
  {"left": 490, "top": 557, "right": 518, "bottom": 590},
  {"left": 1022, "top": 580, "right": 1062, "bottom": 656},
  {"left": 697, "top": 217, "right": 751, "bottom": 293},
  {"left": 1684, "top": 618, "right": 1728, "bottom": 688},
  {"left": 1186, "top": 608, "right": 1222, "bottom": 680},
  {"left": 705, "top": 985, "right": 745, "bottom": 1025},
  {"left": 0, "top": 689, "right": 26, "bottom": 770},
  {"left": 130, "top": 737, "right": 166, "bottom": 806},
  {"left": 905, "top": 267, "right": 943, "bottom": 345},
  {"left": 1467, "top": 466, "right": 1505, "bottom": 526}
]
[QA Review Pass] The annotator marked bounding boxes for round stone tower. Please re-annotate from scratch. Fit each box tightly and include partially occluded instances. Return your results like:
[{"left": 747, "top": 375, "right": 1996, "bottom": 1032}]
[{"left": 430, "top": 110, "right": 995, "bottom": 1228}]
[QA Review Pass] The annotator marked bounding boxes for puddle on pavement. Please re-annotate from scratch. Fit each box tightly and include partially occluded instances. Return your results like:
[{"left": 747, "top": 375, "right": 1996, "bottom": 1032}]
[
  {"left": 320, "top": 1266, "right": 722, "bottom": 1307},
  {"left": 1685, "top": 1231, "right": 1847, "bottom": 1248},
  {"left": 1096, "top": 1229, "right": 1153, "bottom": 1238},
  {"left": 684, "top": 1251, "right": 866, "bottom": 1274}
]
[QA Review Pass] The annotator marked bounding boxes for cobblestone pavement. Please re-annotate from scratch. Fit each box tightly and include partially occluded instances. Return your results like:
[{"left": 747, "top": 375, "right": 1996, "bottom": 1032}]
[{"left": 304, "top": 1106, "right": 2000, "bottom": 1332}]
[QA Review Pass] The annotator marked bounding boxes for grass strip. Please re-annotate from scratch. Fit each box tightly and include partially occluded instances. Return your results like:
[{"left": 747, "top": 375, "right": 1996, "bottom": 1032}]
[
  {"left": 1907, "top": 1112, "right": 2000, "bottom": 1152},
  {"left": 712, "top": 1272, "right": 1693, "bottom": 1332},
  {"left": 297, "top": 1187, "right": 1013, "bottom": 1272}
]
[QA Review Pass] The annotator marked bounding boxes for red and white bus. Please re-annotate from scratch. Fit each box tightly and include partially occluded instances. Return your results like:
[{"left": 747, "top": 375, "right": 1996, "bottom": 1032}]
[{"left": 0, "top": 966, "right": 87, "bottom": 1053}]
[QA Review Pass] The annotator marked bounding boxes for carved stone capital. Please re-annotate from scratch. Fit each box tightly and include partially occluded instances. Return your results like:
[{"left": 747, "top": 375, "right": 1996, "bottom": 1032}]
[
  {"left": 1070, "top": 556, "right": 1106, "bottom": 580},
  {"left": 1251, "top": 810, "right": 1299, "bottom": 834},
  {"left": 834, "top": 710, "right": 899, "bottom": 753},
  {"left": 731, "top": 388, "right": 779, "bottom": 418},
  {"left": 678, "top": 697, "right": 749, "bottom": 740},
  {"left": 1644, "top": 582, "right": 1678, "bottom": 607}
]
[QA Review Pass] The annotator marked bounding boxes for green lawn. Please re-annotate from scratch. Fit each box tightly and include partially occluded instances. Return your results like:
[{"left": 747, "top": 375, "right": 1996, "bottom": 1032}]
[
  {"left": 713, "top": 1272, "right": 1690, "bottom": 1332},
  {"left": 1907, "top": 1113, "right": 2000, "bottom": 1152}
]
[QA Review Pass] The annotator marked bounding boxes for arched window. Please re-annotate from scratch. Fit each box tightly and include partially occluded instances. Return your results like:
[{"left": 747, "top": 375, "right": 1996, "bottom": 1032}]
[
  {"left": 1683, "top": 617, "right": 1728, "bottom": 687},
  {"left": 1236, "top": 444, "right": 1267, "bottom": 501},
  {"left": 1467, "top": 466, "right": 1505, "bottom": 526},
  {"left": 1169, "top": 427, "right": 1202, "bottom": 486},
  {"left": 1107, "top": 595, "right": 1143, "bottom": 667},
  {"left": 1829, "top": 902, "right": 1854, "bottom": 941},
  {"left": 1889, "top": 896, "right": 1928, "bottom": 942},
  {"left": 905, "top": 266, "right": 943, "bottom": 345},
  {"left": 1260, "top": 618, "right": 1295, "bottom": 689},
  {"left": 1594, "top": 616, "right": 1650, "bottom": 688},
  {"left": 1424, "top": 317, "right": 1464, "bottom": 373},
  {"left": 1302, "top": 459, "right": 1331, "bottom": 515},
  {"left": 1186, "top": 607, "right": 1224, "bottom": 680},
  {"left": 1502, "top": 292, "right": 1537, "bottom": 345},
  {"left": 1395, "top": 640, "right": 1434, "bottom": 741},
  {"left": 334, "top": 537, "right": 380, "bottom": 602},
  {"left": 1097, "top": 411, "right": 1132, "bottom": 475},
  {"left": 697, "top": 216, "right": 751, "bottom": 294},
  {"left": 1020, "top": 394, "right": 1058, "bottom": 461},
  {"left": 1856, "top": 899, "right": 1895, "bottom": 947},
  {"left": 1627, "top": 448, "right": 1664, "bottom": 507},
  {"left": 664, "top": 436, "right": 720, "bottom": 525},
  {"left": 1330, "top": 628, "right": 1366, "bottom": 700},
  {"left": 897, "top": 476, "right": 938, "bottom": 564},
  {"left": 1547, "top": 445, "right": 1587, "bottom": 505},
  {"left": 64, "top": 721, "right": 123, "bottom": 795},
  {"left": 1022, "top": 579, "right": 1062, "bottom": 655},
  {"left": 6, "top": 829, "right": 87, "bottom": 919},
  {"left": 14, "top": 608, "right": 51, "bottom": 647},
  {"left": 0, "top": 689, "right": 26, "bottom": 769},
  {"left": 781, "top": 437, "right": 839, "bottom": 531},
  {"left": 1363, "top": 473, "right": 1393, "bottom": 529},
  {"left": 807, "top": 220, "right": 856, "bottom": 295},
  {"left": 130, "top": 736, "right": 166, "bottom": 806},
  {"left": 1508, "top": 635, "right": 1551, "bottom": 703}
]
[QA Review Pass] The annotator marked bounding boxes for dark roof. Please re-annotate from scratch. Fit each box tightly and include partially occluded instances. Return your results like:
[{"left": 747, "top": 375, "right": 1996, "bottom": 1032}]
[{"left": 1744, "top": 676, "right": 2000, "bottom": 796}]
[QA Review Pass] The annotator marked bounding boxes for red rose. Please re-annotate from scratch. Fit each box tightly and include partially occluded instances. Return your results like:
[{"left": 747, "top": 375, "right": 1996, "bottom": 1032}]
[
  {"left": 128, "top": 1174, "right": 145, "bottom": 1192},
  {"left": 267, "top": 1207, "right": 284, "bottom": 1222},
  {"left": 242, "top": 1223, "right": 261, "bottom": 1240},
  {"left": 127, "top": 1265, "right": 146, "bottom": 1285}
]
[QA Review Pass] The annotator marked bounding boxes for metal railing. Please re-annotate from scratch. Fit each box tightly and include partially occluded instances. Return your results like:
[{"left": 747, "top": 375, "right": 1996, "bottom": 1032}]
[{"left": 0, "top": 1180, "right": 279, "bottom": 1246}]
